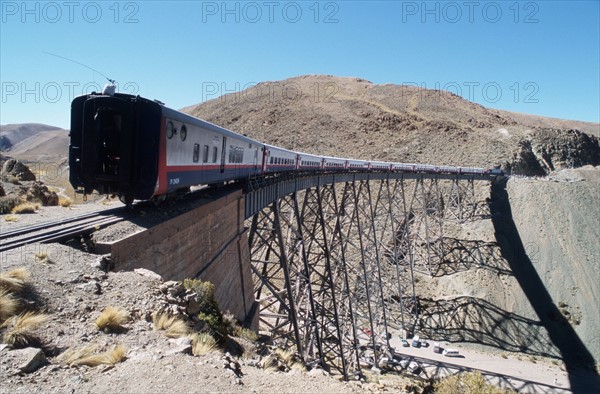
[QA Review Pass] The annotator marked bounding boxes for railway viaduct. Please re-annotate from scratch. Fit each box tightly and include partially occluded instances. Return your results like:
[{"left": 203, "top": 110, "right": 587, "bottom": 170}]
[{"left": 101, "top": 170, "right": 495, "bottom": 379}]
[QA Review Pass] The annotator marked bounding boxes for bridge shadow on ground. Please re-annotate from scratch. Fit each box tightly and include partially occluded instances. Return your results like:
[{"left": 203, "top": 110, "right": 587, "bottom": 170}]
[
  {"left": 388, "top": 354, "right": 574, "bottom": 393},
  {"left": 432, "top": 238, "right": 513, "bottom": 277},
  {"left": 489, "top": 181, "right": 599, "bottom": 393},
  {"left": 416, "top": 296, "right": 558, "bottom": 359}
]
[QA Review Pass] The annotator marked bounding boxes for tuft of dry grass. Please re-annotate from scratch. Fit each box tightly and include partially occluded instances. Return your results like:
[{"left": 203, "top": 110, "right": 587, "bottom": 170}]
[
  {"left": 1, "top": 311, "right": 48, "bottom": 348},
  {"left": 152, "top": 312, "right": 189, "bottom": 338},
  {"left": 0, "top": 267, "right": 30, "bottom": 293},
  {"left": 11, "top": 203, "right": 37, "bottom": 214},
  {"left": 57, "top": 345, "right": 97, "bottom": 365},
  {"left": 274, "top": 348, "right": 295, "bottom": 364},
  {"left": 190, "top": 332, "right": 218, "bottom": 356},
  {"left": 261, "top": 354, "right": 280, "bottom": 371},
  {"left": 260, "top": 348, "right": 305, "bottom": 372},
  {"left": 0, "top": 290, "right": 20, "bottom": 323},
  {"left": 275, "top": 348, "right": 305, "bottom": 371},
  {"left": 34, "top": 252, "right": 51, "bottom": 264},
  {"left": 70, "top": 345, "right": 127, "bottom": 367},
  {"left": 96, "top": 307, "right": 129, "bottom": 332},
  {"left": 58, "top": 197, "right": 72, "bottom": 207},
  {"left": 3, "top": 215, "right": 18, "bottom": 222}
]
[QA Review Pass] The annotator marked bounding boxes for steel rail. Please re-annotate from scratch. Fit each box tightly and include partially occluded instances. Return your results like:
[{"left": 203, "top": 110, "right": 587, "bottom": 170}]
[
  {"left": 0, "top": 207, "right": 125, "bottom": 240},
  {"left": 0, "top": 212, "right": 129, "bottom": 253}
]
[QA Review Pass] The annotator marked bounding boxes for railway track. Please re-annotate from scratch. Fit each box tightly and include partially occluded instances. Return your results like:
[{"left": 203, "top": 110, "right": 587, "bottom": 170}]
[{"left": 0, "top": 207, "right": 129, "bottom": 253}]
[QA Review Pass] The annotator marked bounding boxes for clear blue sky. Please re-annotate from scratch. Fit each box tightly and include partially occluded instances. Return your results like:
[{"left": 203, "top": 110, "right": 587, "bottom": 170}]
[{"left": 1, "top": 1, "right": 599, "bottom": 129}]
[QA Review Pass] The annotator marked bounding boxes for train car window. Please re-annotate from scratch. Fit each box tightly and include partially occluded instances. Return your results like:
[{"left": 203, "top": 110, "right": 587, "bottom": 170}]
[
  {"left": 180, "top": 125, "right": 187, "bottom": 141},
  {"left": 167, "top": 121, "right": 175, "bottom": 139},
  {"left": 203, "top": 145, "right": 209, "bottom": 163},
  {"left": 193, "top": 144, "right": 200, "bottom": 163},
  {"left": 212, "top": 147, "right": 218, "bottom": 163}
]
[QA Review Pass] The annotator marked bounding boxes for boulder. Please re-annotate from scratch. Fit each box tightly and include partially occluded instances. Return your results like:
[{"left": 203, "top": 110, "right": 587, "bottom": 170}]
[
  {"left": 166, "top": 337, "right": 192, "bottom": 355},
  {"left": 25, "top": 181, "right": 58, "bottom": 206},
  {"left": 1, "top": 159, "right": 36, "bottom": 181},
  {"left": 7, "top": 347, "right": 47, "bottom": 373}
]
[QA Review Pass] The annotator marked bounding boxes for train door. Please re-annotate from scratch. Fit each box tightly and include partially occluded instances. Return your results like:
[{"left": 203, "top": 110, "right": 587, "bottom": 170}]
[
  {"left": 254, "top": 147, "right": 259, "bottom": 170},
  {"left": 220, "top": 136, "right": 227, "bottom": 173},
  {"left": 295, "top": 154, "right": 301, "bottom": 170},
  {"left": 81, "top": 98, "right": 132, "bottom": 191},
  {"left": 262, "top": 147, "right": 269, "bottom": 173}
]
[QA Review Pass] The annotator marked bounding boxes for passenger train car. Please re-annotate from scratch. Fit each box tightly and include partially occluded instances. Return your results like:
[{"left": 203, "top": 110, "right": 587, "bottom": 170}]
[{"left": 69, "top": 92, "right": 503, "bottom": 204}]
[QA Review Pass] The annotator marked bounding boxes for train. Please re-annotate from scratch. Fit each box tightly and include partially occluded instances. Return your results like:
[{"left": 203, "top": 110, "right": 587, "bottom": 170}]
[{"left": 69, "top": 91, "right": 504, "bottom": 205}]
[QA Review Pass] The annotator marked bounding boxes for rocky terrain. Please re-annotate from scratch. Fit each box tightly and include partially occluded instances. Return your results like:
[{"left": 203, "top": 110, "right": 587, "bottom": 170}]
[
  {"left": 0, "top": 159, "right": 60, "bottom": 214},
  {"left": 0, "top": 229, "right": 417, "bottom": 394},
  {"left": 1, "top": 75, "right": 598, "bottom": 392}
]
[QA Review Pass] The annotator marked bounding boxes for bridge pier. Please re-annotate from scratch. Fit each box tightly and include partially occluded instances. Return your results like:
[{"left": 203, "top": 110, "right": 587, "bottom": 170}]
[
  {"left": 106, "top": 189, "right": 258, "bottom": 328},
  {"left": 248, "top": 175, "right": 483, "bottom": 379}
]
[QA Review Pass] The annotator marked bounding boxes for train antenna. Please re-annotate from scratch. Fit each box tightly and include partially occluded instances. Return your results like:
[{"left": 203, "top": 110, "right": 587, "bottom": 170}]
[{"left": 43, "top": 51, "right": 116, "bottom": 95}]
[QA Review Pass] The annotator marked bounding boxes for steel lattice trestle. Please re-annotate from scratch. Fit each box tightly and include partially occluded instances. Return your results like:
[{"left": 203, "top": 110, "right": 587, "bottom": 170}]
[{"left": 247, "top": 176, "right": 486, "bottom": 379}]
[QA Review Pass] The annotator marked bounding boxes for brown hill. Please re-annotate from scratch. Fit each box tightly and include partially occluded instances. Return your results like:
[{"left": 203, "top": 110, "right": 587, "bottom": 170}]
[
  {"left": 0, "top": 123, "right": 68, "bottom": 163},
  {"left": 183, "top": 75, "right": 599, "bottom": 176}
]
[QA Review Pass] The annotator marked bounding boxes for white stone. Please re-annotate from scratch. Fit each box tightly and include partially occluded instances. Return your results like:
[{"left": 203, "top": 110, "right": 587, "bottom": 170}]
[{"left": 134, "top": 268, "right": 163, "bottom": 280}]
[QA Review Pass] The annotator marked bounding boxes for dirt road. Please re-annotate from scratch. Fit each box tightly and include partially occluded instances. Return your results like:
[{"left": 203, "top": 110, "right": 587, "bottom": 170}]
[{"left": 388, "top": 336, "right": 599, "bottom": 393}]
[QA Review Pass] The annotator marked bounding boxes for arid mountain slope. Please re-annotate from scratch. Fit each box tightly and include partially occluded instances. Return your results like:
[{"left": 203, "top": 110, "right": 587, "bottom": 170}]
[
  {"left": 0, "top": 123, "right": 68, "bottom": 162},
  {"left": 506, "top": 166, "right": 600, "bottom": 361},
  {"left": 184, "top": 75, "right": 599, "bottom": 176}
]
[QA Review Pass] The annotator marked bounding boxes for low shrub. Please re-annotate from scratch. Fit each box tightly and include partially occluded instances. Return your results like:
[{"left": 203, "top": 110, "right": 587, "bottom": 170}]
[
  {"left": 183, "top": 278, "right": 230, "bottom": 340},
  {"left": 233, "top": 326, "right": 259, "bottom": 341}
]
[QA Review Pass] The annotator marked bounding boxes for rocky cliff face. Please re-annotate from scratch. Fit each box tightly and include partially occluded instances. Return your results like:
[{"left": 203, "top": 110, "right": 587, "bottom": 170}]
[{"left": 509, "top": 129, "right": 599, "bottom": 176}]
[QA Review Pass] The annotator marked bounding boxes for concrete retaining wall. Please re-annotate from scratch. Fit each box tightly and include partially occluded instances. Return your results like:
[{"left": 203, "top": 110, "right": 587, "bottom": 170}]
[{"left": 108, "top": 189, "right": 257, "bottom": 327}]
